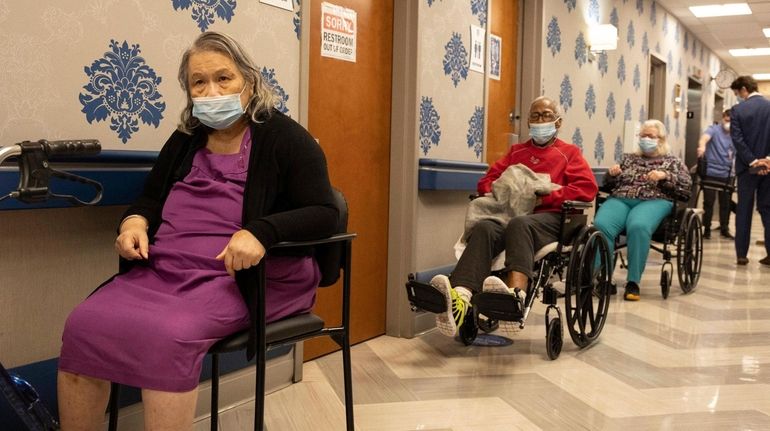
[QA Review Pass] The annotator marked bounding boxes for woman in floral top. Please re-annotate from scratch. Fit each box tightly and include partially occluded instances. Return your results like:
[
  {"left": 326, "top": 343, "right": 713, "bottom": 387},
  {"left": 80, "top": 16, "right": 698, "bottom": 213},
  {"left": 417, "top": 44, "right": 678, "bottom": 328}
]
[{"left": 594, "top": 119, "right": 691, "bottom": 301}]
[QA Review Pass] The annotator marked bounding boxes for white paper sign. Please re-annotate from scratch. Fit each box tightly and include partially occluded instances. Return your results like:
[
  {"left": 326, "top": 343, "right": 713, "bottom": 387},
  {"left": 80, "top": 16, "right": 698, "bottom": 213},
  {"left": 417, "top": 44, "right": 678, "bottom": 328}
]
[
  {"left": 321, "top": 2, "right": 357, "bottom": 63},
  {"left": 259, "top": 0, "right": 294, "bottom": 12},
  {"left": 489, "top": 34, "right": 501, "bottom": 80},
  {"left": 469, "top": 25, "right": 485, "bottom": 73}
]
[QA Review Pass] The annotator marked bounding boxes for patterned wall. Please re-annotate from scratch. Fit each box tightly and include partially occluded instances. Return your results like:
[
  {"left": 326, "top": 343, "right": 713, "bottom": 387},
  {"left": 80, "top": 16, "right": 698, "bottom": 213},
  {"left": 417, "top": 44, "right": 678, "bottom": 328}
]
[
  {"left": 541, "top": 0, "right": 733, "bottom": 166},
  {"left": 0, "top": 0, "right": 301, "bottom": 151},
  {"left": 417, "top": 0, "right": 488, "bottom": 162}
]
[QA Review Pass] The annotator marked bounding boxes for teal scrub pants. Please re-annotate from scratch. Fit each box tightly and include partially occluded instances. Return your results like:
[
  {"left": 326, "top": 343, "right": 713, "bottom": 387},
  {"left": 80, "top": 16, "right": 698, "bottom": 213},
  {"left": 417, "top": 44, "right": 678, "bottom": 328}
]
[{"left": 594, "top": 197, "right": 673, "bottom": 284}]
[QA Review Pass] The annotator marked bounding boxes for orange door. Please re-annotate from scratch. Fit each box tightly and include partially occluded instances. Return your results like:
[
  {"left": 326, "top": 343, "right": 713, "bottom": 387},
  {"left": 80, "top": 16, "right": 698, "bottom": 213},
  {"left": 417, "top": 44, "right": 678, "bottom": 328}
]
[
  {"left": 305, "top": 0, "right": 393, "bottom": 359},
  {"left": 486, "top": 0, "right": 519, "bottom": 164}
]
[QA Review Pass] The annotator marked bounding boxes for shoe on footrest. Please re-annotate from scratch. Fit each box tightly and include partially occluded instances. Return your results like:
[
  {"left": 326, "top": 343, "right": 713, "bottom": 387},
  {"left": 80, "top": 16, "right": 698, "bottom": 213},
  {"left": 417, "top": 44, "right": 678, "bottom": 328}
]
[
  {"left": 481, "top": 276, "right": 525, "bottom": 335},
  {"left": 431, "top": 275, "right": 468, "bottom": 337}
]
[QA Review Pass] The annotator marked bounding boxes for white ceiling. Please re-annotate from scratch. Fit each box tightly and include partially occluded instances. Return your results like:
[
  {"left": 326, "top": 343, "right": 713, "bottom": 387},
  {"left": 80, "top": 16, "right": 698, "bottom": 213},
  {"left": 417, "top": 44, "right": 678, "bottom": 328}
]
[{"left": 655, "top": 0, "right": 770, "bottom": 75}]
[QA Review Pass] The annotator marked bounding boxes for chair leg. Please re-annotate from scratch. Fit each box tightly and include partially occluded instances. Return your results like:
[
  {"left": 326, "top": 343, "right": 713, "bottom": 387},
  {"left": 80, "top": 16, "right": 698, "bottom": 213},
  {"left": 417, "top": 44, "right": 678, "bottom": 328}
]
[
  {"left": 255, "top": 353, "right": 266, "bottom": 431},
  {"left": 341, "top": 332, "right": 355, "bottom": 431},
  {"left": 107, "top": 382, "right": 120, "bottom": 431},
  {"left": 211, "top": 354, "right": 220, "bottom": 431}
]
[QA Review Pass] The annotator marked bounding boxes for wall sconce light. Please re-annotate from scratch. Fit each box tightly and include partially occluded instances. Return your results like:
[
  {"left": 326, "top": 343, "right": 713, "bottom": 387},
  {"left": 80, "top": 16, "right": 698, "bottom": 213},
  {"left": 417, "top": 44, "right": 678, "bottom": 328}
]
[{"left": 587, "top": 23, "right": 618, "bottom": 61}]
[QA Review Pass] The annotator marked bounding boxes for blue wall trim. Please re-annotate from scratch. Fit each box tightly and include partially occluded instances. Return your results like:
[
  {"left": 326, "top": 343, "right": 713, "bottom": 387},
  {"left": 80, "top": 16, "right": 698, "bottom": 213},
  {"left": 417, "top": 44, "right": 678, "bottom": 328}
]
[
  {"left": 418, "top": 158, "right": 488, "bottom": 191},
  {"left": 0, "top": 150, "right": 158, "bottom": 211}
]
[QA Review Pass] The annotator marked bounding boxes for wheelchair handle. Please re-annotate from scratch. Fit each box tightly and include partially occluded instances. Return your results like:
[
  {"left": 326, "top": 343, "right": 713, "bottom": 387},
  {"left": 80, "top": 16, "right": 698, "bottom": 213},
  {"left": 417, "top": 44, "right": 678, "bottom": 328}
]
[
  {"left": 562, "top": 200, "right": 592, "bottom": 210},
  {"left": 38, "top": 139, "right": 101, "bottom": 157}
]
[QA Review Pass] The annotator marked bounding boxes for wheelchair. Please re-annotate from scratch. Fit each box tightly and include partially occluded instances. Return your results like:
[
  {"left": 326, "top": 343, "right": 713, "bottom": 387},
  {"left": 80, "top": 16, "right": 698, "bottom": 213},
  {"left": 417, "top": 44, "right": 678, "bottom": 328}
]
[
  {"left": 405, "top": 201, "right": 612, "bottom": 360},
  {"left": 597, "top": 181, "right": 703, "bottom": 300}
]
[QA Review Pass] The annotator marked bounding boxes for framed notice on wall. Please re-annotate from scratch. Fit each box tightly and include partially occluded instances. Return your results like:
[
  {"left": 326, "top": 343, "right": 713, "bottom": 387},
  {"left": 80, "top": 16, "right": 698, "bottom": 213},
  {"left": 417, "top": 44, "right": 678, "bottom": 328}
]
[
  {"left": 469, "top": 25, "right": 485, "bottom": 73},
  {"left": 489, "top": 34, "right": 501, "bottom": 80},
  {"left": 321, "top": 2, "right": 357, "bottom": 63},
  {"left": 259, "top": 0, "right": 294, "bottom": 11}
]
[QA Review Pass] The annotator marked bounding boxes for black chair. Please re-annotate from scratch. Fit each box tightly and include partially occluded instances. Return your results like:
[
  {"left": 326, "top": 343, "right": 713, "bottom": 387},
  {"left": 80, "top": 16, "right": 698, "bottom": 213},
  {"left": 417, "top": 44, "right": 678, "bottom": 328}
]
[{"left": 108, "top": 189, "right": 356, "bottom": 431}]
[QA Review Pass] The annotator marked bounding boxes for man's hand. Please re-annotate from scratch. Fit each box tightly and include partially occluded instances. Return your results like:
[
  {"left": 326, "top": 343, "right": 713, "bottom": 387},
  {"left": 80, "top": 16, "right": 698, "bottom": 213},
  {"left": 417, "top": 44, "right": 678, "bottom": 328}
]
[
  {"left": 216, "top": 229, "right": 266, "bottom": 277},
  {"left": 647, "top": 170, "right": 668, "bottom": 182},
  {"left": 608, "top": 165, "right": 622, "bottom": 176},
  {"left": 115, "top": 217, "right": 149, "bottom": 260},
  {"left": 697, "top": 146, "right": 705, "bottom": 158}
]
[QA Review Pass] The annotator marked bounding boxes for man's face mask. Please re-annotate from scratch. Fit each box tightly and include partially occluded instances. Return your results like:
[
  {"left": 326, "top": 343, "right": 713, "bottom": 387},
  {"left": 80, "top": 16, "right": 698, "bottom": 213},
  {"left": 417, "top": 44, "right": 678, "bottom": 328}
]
[
  {"left": 192, "top": 85, "right": 247, "bottom": 130},
  {"left": 530, "top": 120, "right": 559, "bottom": 146}
]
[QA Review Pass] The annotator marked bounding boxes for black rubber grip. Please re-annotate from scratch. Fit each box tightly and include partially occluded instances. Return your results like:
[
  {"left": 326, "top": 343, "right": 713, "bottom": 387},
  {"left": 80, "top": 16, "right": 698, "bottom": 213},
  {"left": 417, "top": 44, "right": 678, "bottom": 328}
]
[{"left": 42, "top": 139, "right": 101, "bottom": 156}]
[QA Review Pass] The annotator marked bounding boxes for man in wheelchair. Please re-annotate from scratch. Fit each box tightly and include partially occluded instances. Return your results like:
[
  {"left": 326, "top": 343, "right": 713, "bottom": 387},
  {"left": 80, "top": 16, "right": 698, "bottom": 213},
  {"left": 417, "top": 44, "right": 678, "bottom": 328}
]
[
  {"left": 594, "top": 119, "right": 692, "bottom": 301},
  {"left": 430, "top": 96, "right": 598, "bottom": 338}
]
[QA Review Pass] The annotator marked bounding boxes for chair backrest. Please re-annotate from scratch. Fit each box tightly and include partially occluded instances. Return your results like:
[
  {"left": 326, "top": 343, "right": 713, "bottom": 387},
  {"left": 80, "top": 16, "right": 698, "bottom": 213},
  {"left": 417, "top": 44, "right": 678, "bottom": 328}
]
[{"left": 315, "top": 188, "right": 349, "bottom": 287}]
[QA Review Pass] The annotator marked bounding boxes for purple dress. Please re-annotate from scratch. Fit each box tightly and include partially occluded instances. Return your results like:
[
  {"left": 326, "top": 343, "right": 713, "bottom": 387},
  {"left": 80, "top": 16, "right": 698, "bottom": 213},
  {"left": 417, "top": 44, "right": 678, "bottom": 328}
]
[{"left": 59, "top": 131, "right": 320, "bottom": 392}]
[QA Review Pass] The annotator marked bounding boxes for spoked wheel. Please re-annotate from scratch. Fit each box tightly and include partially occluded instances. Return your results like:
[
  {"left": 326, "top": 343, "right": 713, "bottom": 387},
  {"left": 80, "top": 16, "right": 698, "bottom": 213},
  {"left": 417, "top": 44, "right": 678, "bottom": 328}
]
[
  {"left": 677, "top": 210, "right": 703, "bottom": 294},
  {"left": 459, "top": 307, "right": 478, "bottom": 345},
  {"left": 565, "top": 226, "right": 612, "bottom": 348}
]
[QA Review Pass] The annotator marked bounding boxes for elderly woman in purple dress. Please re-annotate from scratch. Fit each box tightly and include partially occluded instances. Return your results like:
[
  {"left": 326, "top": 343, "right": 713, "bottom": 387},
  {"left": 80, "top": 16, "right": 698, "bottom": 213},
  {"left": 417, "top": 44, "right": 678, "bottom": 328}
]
[{"left": 57, "top": 31, "right": 338, "bottom": 430}]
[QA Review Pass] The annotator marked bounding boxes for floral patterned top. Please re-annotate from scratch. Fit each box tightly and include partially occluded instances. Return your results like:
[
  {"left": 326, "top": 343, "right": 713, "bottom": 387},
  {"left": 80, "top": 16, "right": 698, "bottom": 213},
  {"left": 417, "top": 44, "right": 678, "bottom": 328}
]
[{"left": 603, "top": 153, "right": 691, "bottom": 200}]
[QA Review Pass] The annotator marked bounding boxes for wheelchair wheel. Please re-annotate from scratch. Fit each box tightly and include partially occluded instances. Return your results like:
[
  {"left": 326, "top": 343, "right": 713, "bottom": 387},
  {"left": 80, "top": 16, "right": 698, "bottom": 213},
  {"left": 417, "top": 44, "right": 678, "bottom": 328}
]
[
  {"left": 459, "top": 308, "right": 478, "bottom": 345},
  {"left": 565, "top": 226, "right": 612, "bottom": 348},
  {"left": 477, "top": 316, "right": 499, "bottom": 333},
  {"left": 545, "top": 317, "right": 563, "bottom": 360},
  {"left": 660, "top": 267, "right": 671, "bottom": 299},
  {"left": 676, "top": 210, "right": 703, "bottom": 294}
]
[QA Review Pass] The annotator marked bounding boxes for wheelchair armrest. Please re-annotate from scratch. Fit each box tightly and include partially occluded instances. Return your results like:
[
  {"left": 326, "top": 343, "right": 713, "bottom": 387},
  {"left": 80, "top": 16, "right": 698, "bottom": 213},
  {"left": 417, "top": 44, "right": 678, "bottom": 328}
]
[
  {"left": 562, "top": 200, "right": 592, "bottom": 210},
  {"left": 269, "top": 232, "right": 357, "bottom": 249}
]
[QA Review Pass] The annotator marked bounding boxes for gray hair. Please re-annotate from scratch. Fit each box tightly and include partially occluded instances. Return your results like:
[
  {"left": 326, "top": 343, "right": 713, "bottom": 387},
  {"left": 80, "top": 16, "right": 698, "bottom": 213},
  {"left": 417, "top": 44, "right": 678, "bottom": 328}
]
[
  {"left": 177, "top": 31, "right": 278, "bottom": 134},
  {"left": 637, "top": 119, "right": 670, "bottom": 155},
  {"left": 530, "top": 96, "right": 563, "bottom": 117}
]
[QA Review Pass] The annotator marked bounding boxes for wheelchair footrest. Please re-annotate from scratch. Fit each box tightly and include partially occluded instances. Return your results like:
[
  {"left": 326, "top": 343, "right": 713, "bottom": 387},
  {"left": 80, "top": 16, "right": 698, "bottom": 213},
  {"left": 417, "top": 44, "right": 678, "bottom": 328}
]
[
  {"left": 472, "top": 292, "right": 524, "bottom": 322},
  {"left": 405, "top": 280, "right": 447, "bottom": 314}
]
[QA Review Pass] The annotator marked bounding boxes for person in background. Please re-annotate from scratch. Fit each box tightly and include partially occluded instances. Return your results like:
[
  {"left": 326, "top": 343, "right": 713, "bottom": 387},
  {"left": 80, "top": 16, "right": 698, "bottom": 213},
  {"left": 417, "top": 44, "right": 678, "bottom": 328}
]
[
  {"left": 57, "top": 31, "right": 338, "bottom": 430},
  {"left": 430, "top": 96, "right": 597, "bottom": 338},
  {"left": 697, "top": 109, "right": 735, "bottom": 239},
  {"left": 729, "top": 75, "right": 770, "bottom": 266},
  {"left": 594, "top": 119, "right": 691, "bottom": 301}
]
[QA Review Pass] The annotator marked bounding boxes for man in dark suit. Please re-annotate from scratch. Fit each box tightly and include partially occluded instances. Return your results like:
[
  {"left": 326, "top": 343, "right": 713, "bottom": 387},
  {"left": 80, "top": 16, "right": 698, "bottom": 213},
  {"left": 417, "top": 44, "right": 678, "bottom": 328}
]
[{"left": 730, "top": 76, "right": 770, "bottom": 266}]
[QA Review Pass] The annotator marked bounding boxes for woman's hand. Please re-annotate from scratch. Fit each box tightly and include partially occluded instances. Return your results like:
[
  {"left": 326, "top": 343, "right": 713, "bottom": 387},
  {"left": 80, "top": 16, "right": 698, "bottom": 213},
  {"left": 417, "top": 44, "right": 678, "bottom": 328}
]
[
  {"left": 647, "top": 170, "right": 668, "bottom": 182},
  {"left": 115, "top": 217, "right": 149, "bottom": 260},
  {"left": 216, "top": 229, "right": 265, "bottom": 277},
  {"left": 608, "top": 165, "right": 622, "bottom": 176}
]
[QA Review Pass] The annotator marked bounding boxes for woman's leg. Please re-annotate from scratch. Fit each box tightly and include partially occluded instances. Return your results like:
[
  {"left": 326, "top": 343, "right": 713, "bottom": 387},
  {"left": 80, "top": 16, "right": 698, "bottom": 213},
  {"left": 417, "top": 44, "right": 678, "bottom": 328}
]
[
  {"left": 57, "top": 371, "right": 111, "bottom": 431},
  {"left": 702, "top": 185, "right": 716, "bottom": 236},
  {"left": 593, "top": 197, "right": 633, "bottom": 271},
  {"left": 142, "top": 387, "right": 198, "bottom": 431},
  {"left": 625, "top": 199, "right": 674, "bottom": 283}
]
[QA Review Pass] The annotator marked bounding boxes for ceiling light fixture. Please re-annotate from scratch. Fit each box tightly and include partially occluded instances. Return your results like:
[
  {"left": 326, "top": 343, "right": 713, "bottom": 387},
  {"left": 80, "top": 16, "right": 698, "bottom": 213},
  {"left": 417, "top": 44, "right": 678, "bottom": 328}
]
[
  {"left": 764, "top": 28, "right": 770, "bottom": 38},
  {"left": 729, "top": 48, "right": 770, "bottom": 56},
  {"left": 753, "top": 73, "right": 770, "bottom": 80},
  {"left": 689, "top": 3, "right": 752, "bottom": 18}
]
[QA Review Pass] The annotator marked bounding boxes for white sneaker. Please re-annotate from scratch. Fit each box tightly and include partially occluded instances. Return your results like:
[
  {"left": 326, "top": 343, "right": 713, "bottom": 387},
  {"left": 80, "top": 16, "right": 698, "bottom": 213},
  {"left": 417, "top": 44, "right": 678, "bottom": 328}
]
[
  {"left": 430, "top": 275, "right": 469, "bottom": 337},
  {"left": 482, "top": 276, "right": 525, "bottom": 335}
]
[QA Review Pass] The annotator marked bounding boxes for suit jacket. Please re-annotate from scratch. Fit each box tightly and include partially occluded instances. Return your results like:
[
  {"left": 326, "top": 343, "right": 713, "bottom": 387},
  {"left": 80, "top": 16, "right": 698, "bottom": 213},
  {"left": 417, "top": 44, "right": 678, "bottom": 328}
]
[{"left": 730, "top": 94, "right": 770, "bottom": 175}]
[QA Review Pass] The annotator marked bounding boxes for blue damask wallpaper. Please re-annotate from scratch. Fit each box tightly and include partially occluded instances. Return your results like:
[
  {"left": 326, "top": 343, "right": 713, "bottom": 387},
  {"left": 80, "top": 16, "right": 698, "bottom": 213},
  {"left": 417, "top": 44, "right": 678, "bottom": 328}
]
[
  {"left": 417, "top": 0, "right": 487, "bottom": 161},
  {"left": 540, "top": 0, "right": 730, "bottom": 166},
  {"left": 0, "top": 1, "right": 301, "bottom": 150}
]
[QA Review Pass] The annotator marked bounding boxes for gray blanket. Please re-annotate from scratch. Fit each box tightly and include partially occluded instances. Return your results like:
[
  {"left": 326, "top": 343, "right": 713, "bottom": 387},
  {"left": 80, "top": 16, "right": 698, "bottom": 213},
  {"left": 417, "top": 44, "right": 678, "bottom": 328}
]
[{"left": 463, "top": 164, "right": 561, "bottom": 239}]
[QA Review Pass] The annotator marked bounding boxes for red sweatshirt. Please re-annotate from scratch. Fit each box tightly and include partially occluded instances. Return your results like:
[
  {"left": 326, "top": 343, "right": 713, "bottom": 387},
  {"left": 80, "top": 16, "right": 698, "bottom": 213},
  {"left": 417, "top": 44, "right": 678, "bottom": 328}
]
[{"left": 477, "top": 138, "right": 598, "bottom": 213}]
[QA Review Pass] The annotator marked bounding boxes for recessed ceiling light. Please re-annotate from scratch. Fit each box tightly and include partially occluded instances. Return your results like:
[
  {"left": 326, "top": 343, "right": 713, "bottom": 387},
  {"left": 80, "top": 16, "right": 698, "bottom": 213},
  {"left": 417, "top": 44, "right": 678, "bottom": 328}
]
[
  {"left": 753, "top": 73, "right": 770, "bottom": 80},
  {"left": 764, "top": 28, "right": 770, "bottom": 38},
  {"left": 689, "top": 3, "right": 752, "bottom": 18},
  {"left": 729, "top": 48, "right": 770, "bottom": 56}
]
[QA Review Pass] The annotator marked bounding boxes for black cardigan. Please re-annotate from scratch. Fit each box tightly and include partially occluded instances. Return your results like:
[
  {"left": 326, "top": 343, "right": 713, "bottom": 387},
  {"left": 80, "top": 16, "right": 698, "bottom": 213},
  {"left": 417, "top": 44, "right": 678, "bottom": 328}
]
[{"left": 117, "top": 111, "right": 339, "bottom": 359}]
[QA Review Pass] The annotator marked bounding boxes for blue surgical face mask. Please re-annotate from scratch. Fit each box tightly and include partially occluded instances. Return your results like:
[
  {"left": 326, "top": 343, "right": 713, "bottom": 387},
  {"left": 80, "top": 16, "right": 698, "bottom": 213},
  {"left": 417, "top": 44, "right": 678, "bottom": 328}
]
[
  {"left": 639, "top": 137, "right": 658, "bottom": 153},
  {"left": 530, "top": 120, "right": 559, "bottom": 146},
  {"left": 192, "top": 86, "right": 247, "bottom": 130}
]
